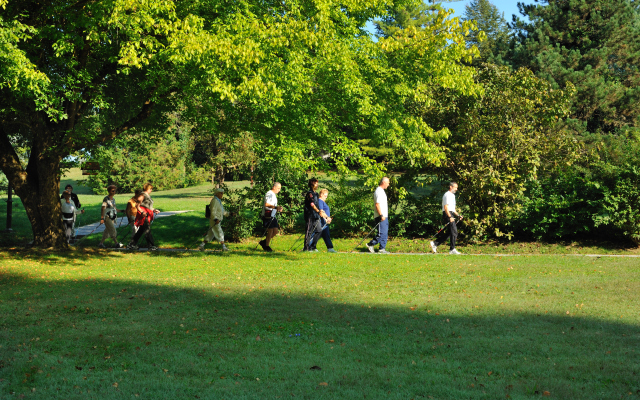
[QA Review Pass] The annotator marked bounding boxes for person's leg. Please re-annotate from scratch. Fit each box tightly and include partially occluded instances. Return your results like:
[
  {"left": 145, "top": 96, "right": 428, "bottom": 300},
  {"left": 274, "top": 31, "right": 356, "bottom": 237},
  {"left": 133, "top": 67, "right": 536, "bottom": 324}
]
[
  {"left": 303, "top": 217, "right": 315, "bottom": 251},
  {"left": 265, "top": 227, "right": 278, "bottom": 246},
  {"left": 130, "top": 221, "right": 147, "bottom": 246},
  {"left": 321, "top": 226, "right": 334, "bottom": 250},
  {"left": 309, "top": 219, "right": 323, "bottom": 250},
  {"left": 367, "top": 217, "right": 382, "bottom": 247},
  {"left": 378, "top": 218, "right": 389, "bottom": 249},
  {"left": 449, "top": 219, "right": 458, "bottom": 250},
  {"left": 64, "top": 220, "right": 73, "bottom": 243},
  {"left": 433, "top": 212, "right": 449, "bottom": 247}
]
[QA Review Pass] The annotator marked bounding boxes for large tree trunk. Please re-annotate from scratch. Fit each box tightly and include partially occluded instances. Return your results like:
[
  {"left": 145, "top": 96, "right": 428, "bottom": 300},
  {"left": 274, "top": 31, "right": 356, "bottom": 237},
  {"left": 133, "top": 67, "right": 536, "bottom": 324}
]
[
  {"left": 18, "top": 157, "right": 67, "bottom": 248},
  {"left": 0, "top": 128, "right": 67, "bottom": 248}
]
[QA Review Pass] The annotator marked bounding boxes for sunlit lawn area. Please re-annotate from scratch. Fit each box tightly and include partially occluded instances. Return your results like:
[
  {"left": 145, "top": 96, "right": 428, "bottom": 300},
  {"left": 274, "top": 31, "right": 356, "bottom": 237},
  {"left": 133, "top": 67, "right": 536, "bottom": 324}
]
[{"left": 1, "top": 250, "right": 639, "bottom": 399}]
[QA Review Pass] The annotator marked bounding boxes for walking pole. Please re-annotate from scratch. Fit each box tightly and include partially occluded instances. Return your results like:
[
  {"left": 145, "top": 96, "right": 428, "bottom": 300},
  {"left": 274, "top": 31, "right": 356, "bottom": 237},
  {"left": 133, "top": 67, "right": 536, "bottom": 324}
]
[
  {"left": 74, "top": 221, "right": 104, "bottom": 246},
  {"left": 287, "top": 230, "right": 306, "bottom": 252},
  {"left": 351, "top": 222, "right": 381, "bottom": 253}
]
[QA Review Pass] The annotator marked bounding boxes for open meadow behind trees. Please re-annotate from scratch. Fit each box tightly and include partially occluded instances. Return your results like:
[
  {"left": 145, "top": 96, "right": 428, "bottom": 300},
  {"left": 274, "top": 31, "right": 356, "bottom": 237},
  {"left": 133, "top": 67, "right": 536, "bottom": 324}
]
[{"left": 1, "top": 250, "right": 639, "bottom": 399}]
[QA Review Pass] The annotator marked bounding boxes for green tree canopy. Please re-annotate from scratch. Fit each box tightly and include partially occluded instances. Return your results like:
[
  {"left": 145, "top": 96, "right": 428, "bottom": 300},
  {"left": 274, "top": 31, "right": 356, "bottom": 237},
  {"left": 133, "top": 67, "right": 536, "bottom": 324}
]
[
  {"left": 506, "top": 0, "right": 640, "bottom": 134},
  {"left": 0, "top": 0, "right": 480, "bottom": 248},
  {"left": 462, "top": 0, "right": 509, "bottom": 62}
]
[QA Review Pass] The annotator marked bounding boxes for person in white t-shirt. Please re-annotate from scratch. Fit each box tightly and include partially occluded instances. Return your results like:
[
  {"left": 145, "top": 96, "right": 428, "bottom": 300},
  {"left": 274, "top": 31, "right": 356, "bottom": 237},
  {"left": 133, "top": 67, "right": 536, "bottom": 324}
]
[
  {"left": 366, "top": 177, "right": 390, "bottom": 254},
  {"left": 431, "top": 182, "right": 463, "bottom": 255},
  {"left": 259, "top": 182, "right": 283, "bottom": 252}
]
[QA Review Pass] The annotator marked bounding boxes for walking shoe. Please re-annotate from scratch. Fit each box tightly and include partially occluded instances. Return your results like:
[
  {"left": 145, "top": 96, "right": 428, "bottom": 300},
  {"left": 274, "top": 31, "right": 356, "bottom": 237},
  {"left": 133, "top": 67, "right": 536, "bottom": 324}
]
[
  {"left": 126, "top": 243, "right": 138, "bottom": 250},
  {"left": 221, "top": 244, "right": 229, "bottom": 251},
  {"left": 449, "top": 249, "right": 461, "bottom": 255},
  {"left": 378, "top": 248, "right": 389, "bottom": 254},
  {"left": 116, "top": 242, "right": 124, "bottom": 248},
  {"left": 327, "top": 248, "right": 338, "bottom": 253},
  {"left": 366, "top": 244, "right": 375, "bottom": 253},
  {"left": 98, "top": 243, "right": 106, "bottom": 249},
  {"left": 259, "top": 239, "right": 267, "bottom": 250},
  {"left": 198, "top": 243, "right": 206, "bottom": 251},
  {"left": 430, "top": 241, "right": 437, "bottom": 253},
  {"left": 149, "top": 246, "right": 159, "bottom": 251},
  {"left": 265, "top": 246, "right": 273, "bottom": 252}
]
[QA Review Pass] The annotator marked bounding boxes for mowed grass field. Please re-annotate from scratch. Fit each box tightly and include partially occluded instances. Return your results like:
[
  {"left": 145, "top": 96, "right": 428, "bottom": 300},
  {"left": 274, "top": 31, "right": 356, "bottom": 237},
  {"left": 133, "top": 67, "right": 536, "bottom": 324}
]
[{"left": 1, "top": 250, "right": 639, "bottom": 399}]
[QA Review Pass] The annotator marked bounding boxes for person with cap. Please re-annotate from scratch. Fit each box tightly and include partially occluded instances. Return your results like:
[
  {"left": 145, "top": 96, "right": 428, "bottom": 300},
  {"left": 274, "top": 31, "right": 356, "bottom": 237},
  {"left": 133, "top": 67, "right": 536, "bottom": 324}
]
[
  {"left": 259, "top": 182, "right": 283, "bottom": 252},
  {"left": 61, "top": 184, "right": 81, "bottom": 239},
  {"left": 61, "top": 190, "right": 84, "bottom": 244},
  {"left": 366, "top": 177, "right": 390, "bottom": 254},
  {"left": 430, "top": 182, "right": 463, "bottom": 255},
  {"left": 199, "top": 188, "right": 229, "bottom": 251},
  {"left": 303, "top": 178, "right": 328, "bottom": 252}
]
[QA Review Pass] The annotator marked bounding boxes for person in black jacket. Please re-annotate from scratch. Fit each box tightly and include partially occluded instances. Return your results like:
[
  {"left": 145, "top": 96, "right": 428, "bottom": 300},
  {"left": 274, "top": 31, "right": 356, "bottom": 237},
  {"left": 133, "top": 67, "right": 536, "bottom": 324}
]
[{"left": 302, "top": 178, "right": 327, "bottom": 252}]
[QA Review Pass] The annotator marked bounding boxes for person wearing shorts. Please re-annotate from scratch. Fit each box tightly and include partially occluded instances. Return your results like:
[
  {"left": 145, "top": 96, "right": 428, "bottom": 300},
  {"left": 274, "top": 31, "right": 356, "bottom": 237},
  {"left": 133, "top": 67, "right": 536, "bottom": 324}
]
[
  {"left": 259, "top": 182, "right": 282, "bottom": 252},
  {"left": 61, "top": 190, "right": 84, "bottom": 243},
  {"left": 99, "top": 184, "right": 124, "bottom": 248}
]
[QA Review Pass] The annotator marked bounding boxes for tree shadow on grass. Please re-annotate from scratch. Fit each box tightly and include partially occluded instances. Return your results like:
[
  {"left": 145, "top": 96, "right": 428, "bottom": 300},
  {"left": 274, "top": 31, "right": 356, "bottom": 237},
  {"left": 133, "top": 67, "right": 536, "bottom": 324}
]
[{"left": 1, "top": 271, "right": 638, "bottom": 400}]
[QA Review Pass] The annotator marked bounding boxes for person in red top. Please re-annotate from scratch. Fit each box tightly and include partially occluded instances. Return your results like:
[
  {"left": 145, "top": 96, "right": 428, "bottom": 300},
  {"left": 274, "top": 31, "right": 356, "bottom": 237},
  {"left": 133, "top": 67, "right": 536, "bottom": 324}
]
[{"left": 127, "top": 183, "right": 160, "bottom": 250}]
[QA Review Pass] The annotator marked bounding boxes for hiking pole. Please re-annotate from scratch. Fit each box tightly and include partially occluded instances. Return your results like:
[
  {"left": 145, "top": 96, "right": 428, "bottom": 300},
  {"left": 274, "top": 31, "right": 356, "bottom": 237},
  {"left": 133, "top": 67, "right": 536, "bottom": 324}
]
[
  {"left": 430, "top": 216, "right": 464, "bottom": 240},
  {"left": 351, "top": 222, "right": 381, "bottom": 252},
  {"left": 74, "top": 221, "right": 103, "bottom": 247}
]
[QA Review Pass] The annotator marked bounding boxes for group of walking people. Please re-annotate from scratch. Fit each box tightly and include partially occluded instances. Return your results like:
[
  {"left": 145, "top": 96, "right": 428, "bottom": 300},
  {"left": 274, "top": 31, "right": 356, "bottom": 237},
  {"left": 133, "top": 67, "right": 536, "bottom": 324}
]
[{"left": 62, "top": 178, "right": 463, "bottom": 254}]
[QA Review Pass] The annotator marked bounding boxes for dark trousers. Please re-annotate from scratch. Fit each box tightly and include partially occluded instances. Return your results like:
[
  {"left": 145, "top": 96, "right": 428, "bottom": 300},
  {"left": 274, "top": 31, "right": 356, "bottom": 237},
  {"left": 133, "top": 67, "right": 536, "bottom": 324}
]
[
  {"left": 368, "top": 216, "right": 389, "bottom": 249},
  {"left": 63, "top": 220, "right": 74, "bottom": 243},
  {"left": 434, "top": 211, "right": 457, "bottom": 250},
  {"left": 303, "top": 217, "right": 322, "bottom": 251},
  {"left": 131, "top": 220, "right": 155, "bottom": 247},
  {"left": 311, "top": 224, "right": 334, "bottom": 250}
]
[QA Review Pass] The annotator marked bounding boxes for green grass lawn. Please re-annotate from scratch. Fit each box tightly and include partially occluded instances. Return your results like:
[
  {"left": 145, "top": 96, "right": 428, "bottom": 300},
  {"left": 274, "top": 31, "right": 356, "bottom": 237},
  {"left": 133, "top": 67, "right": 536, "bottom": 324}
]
[{"left": 1, "top": 250, "right": 638, "bottom": 399}]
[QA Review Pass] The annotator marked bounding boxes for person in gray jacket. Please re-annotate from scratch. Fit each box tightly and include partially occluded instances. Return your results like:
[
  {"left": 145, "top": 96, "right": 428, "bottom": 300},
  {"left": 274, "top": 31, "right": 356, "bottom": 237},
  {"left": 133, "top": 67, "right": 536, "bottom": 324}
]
[{"left": 199, "top": 188, "right": 229, "bottom": 251}]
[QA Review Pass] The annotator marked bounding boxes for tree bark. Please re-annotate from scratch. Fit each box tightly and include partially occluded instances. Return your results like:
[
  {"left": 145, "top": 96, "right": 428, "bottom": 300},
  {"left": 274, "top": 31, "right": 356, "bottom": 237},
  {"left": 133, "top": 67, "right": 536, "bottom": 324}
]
[{"left": 0, "top": 127, "right": 67, "bottom": 248}]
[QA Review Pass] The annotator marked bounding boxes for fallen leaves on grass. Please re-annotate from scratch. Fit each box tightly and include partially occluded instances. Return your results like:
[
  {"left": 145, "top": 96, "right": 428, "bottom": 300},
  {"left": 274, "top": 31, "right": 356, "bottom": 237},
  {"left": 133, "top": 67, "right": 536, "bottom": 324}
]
[{"left": 318, "top": 382, "right": 328, "bottom": 386}]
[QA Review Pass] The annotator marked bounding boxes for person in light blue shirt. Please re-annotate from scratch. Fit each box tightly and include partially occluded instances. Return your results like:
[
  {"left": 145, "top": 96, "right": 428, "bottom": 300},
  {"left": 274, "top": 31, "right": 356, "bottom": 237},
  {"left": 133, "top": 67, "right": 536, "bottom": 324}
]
[{"left": 312, "top": 189, "right": 337, "bottom": 253}]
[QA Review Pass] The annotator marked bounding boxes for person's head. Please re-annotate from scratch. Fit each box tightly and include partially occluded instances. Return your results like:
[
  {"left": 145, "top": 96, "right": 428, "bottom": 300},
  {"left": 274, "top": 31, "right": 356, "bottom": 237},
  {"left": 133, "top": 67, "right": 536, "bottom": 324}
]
[
  {"left": 143, "top": 182, "right": 153, "bottom": 193},
  {"left": 308, "top": 178, "right": 319, "bottom": 191},
  {"left": 379, "top": 177, "right": 390, "bottom": 189},
  {"left": 449, "top": 181, "right": 458, "bottom": 194},
  {"left": 319, "top": 189, "right": 329, "bottom": 201},
  {"left": 62, "top": 191, "right": 71, "bottom": 202},
  {"left": 214, "top": 188, "right": 224, "bottom": 199},
  {"left": 106, "top": 184, "right": 117, "bottom": 196},
  {"left": 133, "top": 189, "right": 143, "bottom": 202},
  {"left": 65, "top": 184, "right": 73, "bottom": 193},
  {"left": 272, "top": 182, "right": 282, "bottom": 194}
]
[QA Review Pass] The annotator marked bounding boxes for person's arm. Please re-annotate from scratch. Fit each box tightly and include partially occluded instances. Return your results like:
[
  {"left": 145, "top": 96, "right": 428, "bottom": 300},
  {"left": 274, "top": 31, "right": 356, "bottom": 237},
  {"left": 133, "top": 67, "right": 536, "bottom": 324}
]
[
  {"left": 375, "top": 203, "right": 385, "bottom": 221},
  {"left": 308, "top": 194, "right": 327, "bottom": 219},
  {"left": 100, "top": 204, "right": 106, "bottom": 223}
]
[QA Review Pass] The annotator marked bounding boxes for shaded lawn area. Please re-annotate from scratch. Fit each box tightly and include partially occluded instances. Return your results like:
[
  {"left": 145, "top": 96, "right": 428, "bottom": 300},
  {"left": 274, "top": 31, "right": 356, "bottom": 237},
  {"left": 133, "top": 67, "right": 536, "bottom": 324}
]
[{"left": 1, "top": 251, "right": 638, "bottom": 399}]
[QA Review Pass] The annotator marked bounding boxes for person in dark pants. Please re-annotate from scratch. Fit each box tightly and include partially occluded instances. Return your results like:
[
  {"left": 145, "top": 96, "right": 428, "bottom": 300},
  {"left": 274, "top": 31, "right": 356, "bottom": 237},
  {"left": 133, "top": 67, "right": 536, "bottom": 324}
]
[
  {"left": 367, "top": 177, "right": 390, "bottom": 254},
  {"left": 303, "top": 178, "right": 327, "bottom": 252},
  {"left": 127, "top": 182, "right": 160, "bottom": 251},
  {"left": 312, "top": 189, "right": 337, "bottom": 253},
  {"left": 430, "top": 182, "right": 463, "bottom": 255}
]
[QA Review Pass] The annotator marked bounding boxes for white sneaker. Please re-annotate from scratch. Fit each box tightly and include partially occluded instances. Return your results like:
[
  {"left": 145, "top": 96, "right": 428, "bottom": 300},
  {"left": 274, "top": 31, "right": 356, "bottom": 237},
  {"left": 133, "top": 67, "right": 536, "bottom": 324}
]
[
  {"left": 378, "top": 249, "right": 389, "bottom": 254},
  {"left": 198, "top": 243, "right": 205, "bottom": 251},
  {"left": 449, "top": 249, "right": 461, "bottom": 255},
  {"left": 430, "top": 241, "right": 437, "bottom": 253},
  {"left": 366, "top": 244, "right": 375, "bottom": 253},
  {"left": 221, "top": 245, "right": 229, "bottom": 251},
  {"left": 327, "top": 248, "right": 337, "bottom": 253}
]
